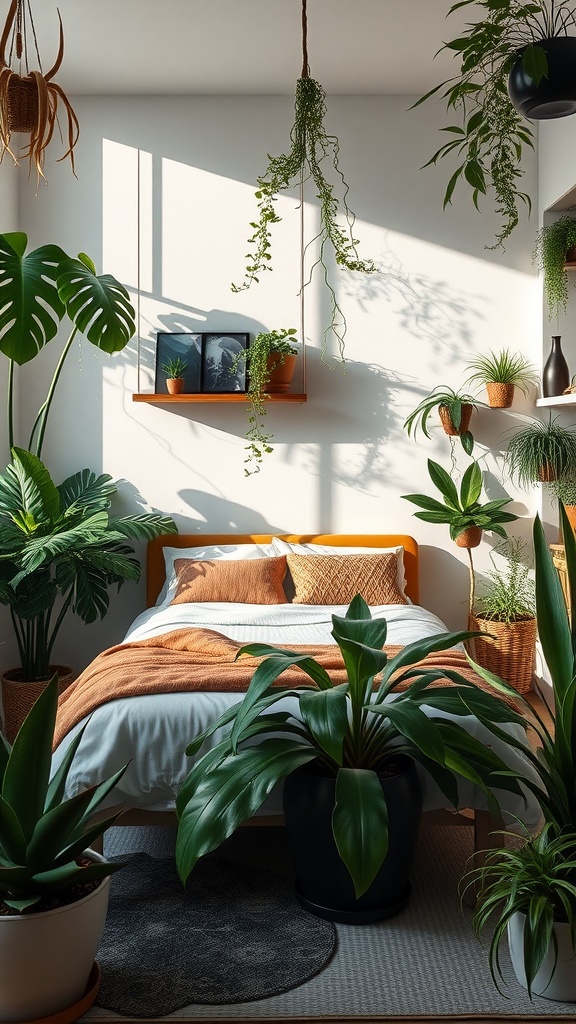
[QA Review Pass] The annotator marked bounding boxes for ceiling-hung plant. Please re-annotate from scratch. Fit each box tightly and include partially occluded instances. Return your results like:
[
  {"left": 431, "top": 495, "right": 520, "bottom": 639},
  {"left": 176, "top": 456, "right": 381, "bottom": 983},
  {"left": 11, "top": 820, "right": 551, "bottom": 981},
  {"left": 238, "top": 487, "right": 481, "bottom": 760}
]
[
  {"left": 0, "top": 0, "right": 79, "bottom": 183},
  {"left": 463, "top": 348, "right": 539, "bottom": 409},
  {"left": 404, "top": 385, "right": 479, "bottom": 454},
  {"left": 413, "top": 1, "right": 576, "bottom": 249},
  {"left": 533, "top": 214, "right": 576, "bottom": 319},
  {"left": 231, "top": 0, "right": 376, "bottom": 359},
  {"left": 503, "top": 414, "right": 576, "bottom": 486},
  {"left": 228, "top": 327, "right": 299, "bottom": 475},
  {"left": 175, "top": 593, "right": 527, "bottom": 923}
]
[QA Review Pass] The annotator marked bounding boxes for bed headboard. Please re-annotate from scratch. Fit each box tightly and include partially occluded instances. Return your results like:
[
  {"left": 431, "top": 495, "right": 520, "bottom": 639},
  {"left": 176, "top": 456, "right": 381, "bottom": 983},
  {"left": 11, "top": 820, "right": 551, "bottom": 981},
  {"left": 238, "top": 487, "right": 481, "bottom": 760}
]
[{"left": 146, "top": 533, "right": 419, "bottom": 607}]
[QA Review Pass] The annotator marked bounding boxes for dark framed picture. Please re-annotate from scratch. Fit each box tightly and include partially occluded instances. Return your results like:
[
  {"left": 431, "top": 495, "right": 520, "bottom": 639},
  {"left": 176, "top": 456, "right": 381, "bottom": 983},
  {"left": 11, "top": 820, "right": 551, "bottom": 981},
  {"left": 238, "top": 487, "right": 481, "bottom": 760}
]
[
  {"left": 154, "top": 333, "right": 202, "bottom": 393},
  {"left": 201, "top": 333, "right": 249, "bottom": 393}
]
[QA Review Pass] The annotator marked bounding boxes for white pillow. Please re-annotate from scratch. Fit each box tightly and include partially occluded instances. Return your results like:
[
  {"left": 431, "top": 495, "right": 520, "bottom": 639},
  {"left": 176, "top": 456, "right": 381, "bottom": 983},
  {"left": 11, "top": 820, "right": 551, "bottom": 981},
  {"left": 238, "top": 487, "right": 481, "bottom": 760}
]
[
  {"left": 271, "top": 539, "right": 409, "bottom": 600},
  {"left": 157, "top": 543, "right": 277, "bottom": 607}
]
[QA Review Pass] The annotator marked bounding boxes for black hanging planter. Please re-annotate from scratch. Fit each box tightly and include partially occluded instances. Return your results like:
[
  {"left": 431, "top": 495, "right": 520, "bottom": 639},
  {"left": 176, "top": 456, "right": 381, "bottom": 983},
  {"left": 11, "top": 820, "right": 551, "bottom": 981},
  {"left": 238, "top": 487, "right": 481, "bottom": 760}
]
[
  {"left": 282, "top": 754, "right": 422, "bottom": 924},
  {"left": 508, "top": 36, "right": 576, "bottom": 119}
]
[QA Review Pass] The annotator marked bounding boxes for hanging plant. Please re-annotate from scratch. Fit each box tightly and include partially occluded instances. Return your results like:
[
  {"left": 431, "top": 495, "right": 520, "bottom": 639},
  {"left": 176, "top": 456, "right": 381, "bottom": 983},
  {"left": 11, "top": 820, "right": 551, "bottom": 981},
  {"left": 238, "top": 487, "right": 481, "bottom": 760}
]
[
  {"left": 533, "top": 214, "right": 576, "bottom": 319},
  {"left": 232, "top": 0, "right": 376, "bottom": 358},
  {"left": 414, "top": 0, "right": 576, "bottom": 249},
  {"left": 0, "top": 0, "right": 79, "bottom": 182}
]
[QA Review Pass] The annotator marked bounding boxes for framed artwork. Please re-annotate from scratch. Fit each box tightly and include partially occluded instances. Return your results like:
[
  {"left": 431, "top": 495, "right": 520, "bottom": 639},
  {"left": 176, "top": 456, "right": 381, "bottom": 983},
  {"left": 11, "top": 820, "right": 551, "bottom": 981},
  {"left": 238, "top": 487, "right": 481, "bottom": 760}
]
[
  {"left": 201, "top": 333, "right": 249, "bottom": 393},
  {"left": 154, "top": 333, "right": 202, "bottom": 393}
]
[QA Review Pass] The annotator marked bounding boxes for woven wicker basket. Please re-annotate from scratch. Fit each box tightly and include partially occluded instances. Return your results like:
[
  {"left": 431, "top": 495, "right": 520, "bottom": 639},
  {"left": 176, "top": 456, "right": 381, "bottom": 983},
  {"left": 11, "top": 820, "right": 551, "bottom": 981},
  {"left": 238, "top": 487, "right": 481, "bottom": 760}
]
[
  {"left": 7, "top": 75, "right": 38, "bottom": 132},
  {"left": 468, "top": 614, "right": 537, "bottom": 694},
  {"left": 438, "top": 403, "right": 473, "bottom": 436},
  {"left": 1, "top": 666, "right": 73, "bottom": 743},
  {"left": 485, "top": 382, "right": 514, "bottom": 408}
]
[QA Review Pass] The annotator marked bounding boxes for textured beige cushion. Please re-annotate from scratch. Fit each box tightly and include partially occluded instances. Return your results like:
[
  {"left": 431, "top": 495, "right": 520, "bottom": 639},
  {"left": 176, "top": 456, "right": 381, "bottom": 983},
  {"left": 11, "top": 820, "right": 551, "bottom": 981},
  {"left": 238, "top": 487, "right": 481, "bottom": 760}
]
[
  {"left": 171, "top": 556, "right": 287, "bottom": 605},
  {"left": 286, "top": 553, "right": 408, "bottom": 606}
]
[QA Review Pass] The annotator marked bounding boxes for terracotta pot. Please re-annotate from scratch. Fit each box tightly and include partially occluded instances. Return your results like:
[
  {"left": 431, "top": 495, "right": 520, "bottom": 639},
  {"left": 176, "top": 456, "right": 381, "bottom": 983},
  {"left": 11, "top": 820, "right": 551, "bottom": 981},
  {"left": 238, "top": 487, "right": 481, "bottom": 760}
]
[
  {"left": 0, "top": 852, "right": 108, "bottom": 1020},
  {"left": 166, "top": 377, "right": 185, "bottom": 395},
  {"left": 1, "top": 666, "right": 74, "bottom": 744},
  {"left": 455, "top": 526, "right": 482, "bottom": 549},
  {"left": 438, "top": 403, "right": 473, "bottom": 436},
  {"left": 538, "top": 461, "right": 558, "bottom": 483},
  {"left": 486, "top": 382, "right": 514, "bottom": 409},
  {"left": 265, "top": 353, "right": 297, "bottom": 394}
]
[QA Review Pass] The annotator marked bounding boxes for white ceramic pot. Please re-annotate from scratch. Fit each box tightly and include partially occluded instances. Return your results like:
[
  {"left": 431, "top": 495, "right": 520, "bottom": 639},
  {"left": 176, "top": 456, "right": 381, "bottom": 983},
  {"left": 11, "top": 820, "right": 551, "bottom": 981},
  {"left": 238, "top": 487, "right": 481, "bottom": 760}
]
[
  {"left": 508, "top": 911, "right": 576, "bottom": 1002},
  {"left": 0, "top": 849, "right": 111, "bottom": 1021}
]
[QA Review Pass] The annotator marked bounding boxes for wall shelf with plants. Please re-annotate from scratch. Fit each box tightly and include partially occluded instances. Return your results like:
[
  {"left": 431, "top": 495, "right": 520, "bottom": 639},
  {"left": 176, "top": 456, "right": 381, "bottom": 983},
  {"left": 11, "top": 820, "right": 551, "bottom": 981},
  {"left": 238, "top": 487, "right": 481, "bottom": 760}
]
[{"left": 132, "top": 392, "right": 307, "bottom": 405}]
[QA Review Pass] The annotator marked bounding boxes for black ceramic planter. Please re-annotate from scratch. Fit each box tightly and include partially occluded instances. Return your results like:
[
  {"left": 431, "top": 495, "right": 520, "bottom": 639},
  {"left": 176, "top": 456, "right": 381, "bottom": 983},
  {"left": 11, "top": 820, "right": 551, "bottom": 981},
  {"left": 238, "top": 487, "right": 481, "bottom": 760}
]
[
  {"left": 282, "top": 755, "right": 422, "bottom": 924},
  {"left": 508, "top": 36, "right": 576, "bottom": 120}
]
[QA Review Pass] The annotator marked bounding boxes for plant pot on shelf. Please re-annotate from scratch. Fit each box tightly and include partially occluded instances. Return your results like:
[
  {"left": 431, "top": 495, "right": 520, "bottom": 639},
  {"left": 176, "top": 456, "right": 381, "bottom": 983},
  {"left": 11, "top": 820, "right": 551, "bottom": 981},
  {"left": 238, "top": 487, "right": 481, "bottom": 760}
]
[
  {"left": 508, "top": 36, "right": 576, "bottom": 120},
  {"left": 485, "top": 382, "right": 515, "bottom": 408},
  {"left": 455, "top": 526, "right": 482, "bottom": 549},
  {"left": 1, "top": 666, "right": 74, "bottom": 743},
  {"left": 166, "top": 377, "right": 185, "bottom": 395},
  {"left": 438, "top": 403, "right": 472, "bottom": 436},
  {"left": 508, "top": 911, "right": 576, "bottom": 1001},
  {"left": 265, "top": 353, "right": 298, "bottom": 394},
  {"left": 282, "top": 755, "right": 422, "bottom": 924},
  {"left": 0, "top": 851, "right": 108, "bottom": 1022},
  {"left": 468, "top": 613, "right": 537, "bottom": 695}
]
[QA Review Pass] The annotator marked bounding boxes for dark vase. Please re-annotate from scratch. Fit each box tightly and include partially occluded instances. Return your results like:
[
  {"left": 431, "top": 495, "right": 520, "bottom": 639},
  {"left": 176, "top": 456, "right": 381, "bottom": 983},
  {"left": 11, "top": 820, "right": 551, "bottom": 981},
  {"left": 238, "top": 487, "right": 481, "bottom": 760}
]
[
  {"left": 282, "top": 755, "right": 422, "bottom": 924},
  {"left": 508, "top": 37, "right": 576, "bottom": 119},
  {"left": 542, "top": 336, "right": 570, "bottom": 397}
]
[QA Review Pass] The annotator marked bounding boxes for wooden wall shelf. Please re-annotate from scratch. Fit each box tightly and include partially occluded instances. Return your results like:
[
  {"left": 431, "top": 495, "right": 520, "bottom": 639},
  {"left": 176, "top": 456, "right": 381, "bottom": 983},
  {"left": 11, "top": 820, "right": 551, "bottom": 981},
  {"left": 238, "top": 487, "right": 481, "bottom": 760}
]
[{"left": 132, "top": 393, "right": 307, "bottom": 405}]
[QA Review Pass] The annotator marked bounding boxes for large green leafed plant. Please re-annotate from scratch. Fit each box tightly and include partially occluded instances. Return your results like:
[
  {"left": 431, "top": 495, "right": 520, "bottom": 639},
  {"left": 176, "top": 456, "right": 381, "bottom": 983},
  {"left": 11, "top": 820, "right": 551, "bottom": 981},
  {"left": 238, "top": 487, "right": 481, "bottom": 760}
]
[{"left": 175, "top": 594, "right": 527, "bottom": 898}]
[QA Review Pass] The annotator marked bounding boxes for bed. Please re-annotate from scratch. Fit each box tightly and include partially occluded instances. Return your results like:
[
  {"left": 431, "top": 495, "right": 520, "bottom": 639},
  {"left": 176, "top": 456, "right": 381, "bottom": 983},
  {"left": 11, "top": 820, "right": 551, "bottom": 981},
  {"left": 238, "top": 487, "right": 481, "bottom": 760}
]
[{"left": 51, "top": 533, "right": 541, "bottom": 852}]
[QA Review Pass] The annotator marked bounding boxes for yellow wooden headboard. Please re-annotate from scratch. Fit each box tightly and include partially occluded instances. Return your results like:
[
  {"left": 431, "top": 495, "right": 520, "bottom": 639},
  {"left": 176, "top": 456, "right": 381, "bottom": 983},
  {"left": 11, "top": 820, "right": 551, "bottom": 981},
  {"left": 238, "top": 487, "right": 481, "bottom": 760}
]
[{"left": 146, "top": 533, "right": 419, "bottom": 607}]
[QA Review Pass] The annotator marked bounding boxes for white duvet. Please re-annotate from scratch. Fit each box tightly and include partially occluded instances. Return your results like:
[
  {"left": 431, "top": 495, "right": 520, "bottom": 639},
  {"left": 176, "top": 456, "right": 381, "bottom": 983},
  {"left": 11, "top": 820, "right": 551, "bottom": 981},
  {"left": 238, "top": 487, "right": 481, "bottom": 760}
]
[{"left": 52, "top": 601, "right": 541, "bottom": 825}]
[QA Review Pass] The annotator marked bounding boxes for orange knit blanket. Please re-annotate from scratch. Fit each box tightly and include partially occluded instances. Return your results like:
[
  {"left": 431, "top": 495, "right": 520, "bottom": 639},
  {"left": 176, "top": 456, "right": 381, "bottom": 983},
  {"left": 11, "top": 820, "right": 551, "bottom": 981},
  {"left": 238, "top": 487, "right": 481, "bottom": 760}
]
[{"left": 53, "top": 627, "right": 508, "bottom": 750}]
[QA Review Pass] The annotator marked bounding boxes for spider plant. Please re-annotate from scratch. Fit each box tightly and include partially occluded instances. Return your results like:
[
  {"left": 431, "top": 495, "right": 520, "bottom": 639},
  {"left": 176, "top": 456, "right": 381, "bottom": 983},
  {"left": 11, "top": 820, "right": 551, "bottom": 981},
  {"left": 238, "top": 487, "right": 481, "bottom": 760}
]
[
  {"left": 464, "top": 349, "right": 539, "bottom": 393},
  {"left": 404, "top": 386, "right": 479, "bottom": 455},
  {"left": 504, "top": 415, "right": 576, "bottom": 488}
]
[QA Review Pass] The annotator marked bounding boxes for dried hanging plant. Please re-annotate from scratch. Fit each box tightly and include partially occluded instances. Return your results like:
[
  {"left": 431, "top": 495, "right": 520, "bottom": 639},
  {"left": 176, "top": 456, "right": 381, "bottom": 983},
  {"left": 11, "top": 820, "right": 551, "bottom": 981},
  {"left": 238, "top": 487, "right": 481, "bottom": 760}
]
[
  {"left": 0, "top": 0, "right": 79, "bottom": 182},
  {"left": 232, "top": 0, "right": 376, "bottom": 359}
]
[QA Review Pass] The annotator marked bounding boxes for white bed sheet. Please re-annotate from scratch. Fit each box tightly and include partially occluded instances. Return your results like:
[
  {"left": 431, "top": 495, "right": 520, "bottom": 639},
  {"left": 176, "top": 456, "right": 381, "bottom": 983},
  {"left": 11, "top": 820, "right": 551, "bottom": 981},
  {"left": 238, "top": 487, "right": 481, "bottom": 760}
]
[{"left": 52, "top": 601, "right": 541, "bottom": 825}]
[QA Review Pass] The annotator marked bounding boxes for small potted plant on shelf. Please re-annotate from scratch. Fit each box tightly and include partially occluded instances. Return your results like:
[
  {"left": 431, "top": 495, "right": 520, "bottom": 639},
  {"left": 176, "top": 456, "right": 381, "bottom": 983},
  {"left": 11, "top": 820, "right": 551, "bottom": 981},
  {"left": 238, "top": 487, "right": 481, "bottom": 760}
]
[
  {"left": 161, "top": 356, "right": 188, "bottom": 395},
  {"left": 551, "top": 472, "right": 576, "bottom": 537},
  {"left": 404, "top": 386, "right": 478, "bottom": 455},
  {"left": 464, "top": 348, "right": 539, "bottom": 409},
  {"left": 0, "top": 676, "right": 129, "bottom": 1021},
  {"left": 402, "top": 459, "right": 518, "bottom": 551},
  {"left": 469, "top": 537, "right": 537, "bottom": 694},
  {"left": 176, "top": 594, "right": 528, "bottom": 924},
  {"left": 533, "top": 214, "right": 576, "bottom": 320},
  {"left": 229, "top": 328, "right": 300, "bottom": 475},
  {"left": 461, "top": 823, "right": 576, "bottom": 1001},
  {"left": 504, "top": 414, "right": 576, "bottom": 486}
]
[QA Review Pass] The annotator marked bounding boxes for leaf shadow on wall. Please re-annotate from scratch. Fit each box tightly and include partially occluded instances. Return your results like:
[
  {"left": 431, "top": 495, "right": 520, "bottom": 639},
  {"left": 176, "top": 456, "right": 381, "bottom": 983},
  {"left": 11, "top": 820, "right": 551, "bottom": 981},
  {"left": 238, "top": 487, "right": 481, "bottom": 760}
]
[{"left": 175, "top": 489, "right": 287, "bottom": 535}]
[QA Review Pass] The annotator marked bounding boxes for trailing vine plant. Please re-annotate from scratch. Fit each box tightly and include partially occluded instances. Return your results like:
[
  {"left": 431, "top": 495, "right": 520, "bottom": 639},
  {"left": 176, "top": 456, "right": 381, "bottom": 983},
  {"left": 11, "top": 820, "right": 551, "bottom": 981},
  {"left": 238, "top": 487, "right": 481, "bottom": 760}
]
[{"left": 231, "top": 0, "right": 376, "bottom": 360}]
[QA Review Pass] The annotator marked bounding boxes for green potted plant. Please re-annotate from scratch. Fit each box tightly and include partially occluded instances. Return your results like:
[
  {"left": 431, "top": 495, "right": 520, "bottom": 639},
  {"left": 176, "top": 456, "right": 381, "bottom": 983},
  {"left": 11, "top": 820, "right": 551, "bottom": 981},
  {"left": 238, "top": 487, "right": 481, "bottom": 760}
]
[
  {"left": 161, "top": 356, "right": 188, "bottom": 395},
  {"left": 551, "top": 472, "right": 576, "bottom": 537},
  {"left": 414, "top": 1, "right": 576, "bottom": 249},
  {"left": 504, "top": 414, "right": 576, "bottom": 486},
  {"left": 0, "top": 675, "right": 129, "bottom": 1020},
  {"left": 461, "top": 824, "right": 576, "bottom": 1001},
  {"left": 469, "top": 537, "right": 537, "bottom": 694},
  {"left": 533, "top": 214, "right": 576, "bottom": 319},
  {"left": 402, "top": 458, "right": 518, "bottom": 550},
  {"left": 404, "top": 386, "right": 479, "bottom": 455},
  {"left": 175, "top": 593, "right": 527, "bottom": 923},
  {"left": 0, "top": 447, "right": 176, "bottom": 741},
  {"left": 229, "top": 328, "right": 300, "bottom": 475},
  {"left": 464, "top": 348, "right": 539, "bottom": 409}
]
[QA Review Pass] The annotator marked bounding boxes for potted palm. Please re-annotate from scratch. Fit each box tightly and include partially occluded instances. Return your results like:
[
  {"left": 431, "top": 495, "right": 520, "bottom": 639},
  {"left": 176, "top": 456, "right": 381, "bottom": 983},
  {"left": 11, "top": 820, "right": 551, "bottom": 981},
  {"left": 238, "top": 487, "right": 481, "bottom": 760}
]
[
  {"left": 175, "top": 593, "right": 527, "bottom": 923},
  {"left": 229, "top": 328, "right": 300, "bottom": 475},
  {"left": 402, "top": 459, "right": 518, "bottom": 550},
  {"left": 533, "top": 214, "right": 576, "bottom": 319},
  {"left": 414, "top": 1, "right": 576, "bottom": 249},
  {"left": 504, "top": 414, "right": 576, "bottom": 486},
  {"left": 161, "top": 356, "right": 188, "bottom": 395},
  {"left": 404, "top": 386, "right": 479, "bottom": 455},
  {"left": 469, "top": 537, "right": 537, "bottom": 694},
  {"left": 0, "top": 448, "right": 176, "bottom": 741},
  {"left": 464, "top": 348, "right": 539, "bottom": 409},
  {"left": 0, "top": 675, "right": 129, "bottom": 1020}
]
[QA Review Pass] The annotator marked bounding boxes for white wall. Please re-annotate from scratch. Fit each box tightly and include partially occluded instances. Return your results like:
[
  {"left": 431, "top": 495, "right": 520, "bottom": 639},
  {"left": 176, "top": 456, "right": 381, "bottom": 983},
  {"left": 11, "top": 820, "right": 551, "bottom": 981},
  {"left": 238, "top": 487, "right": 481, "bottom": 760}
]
[{"left": 6, "top": 93, "right": 540, "bottom": 673}]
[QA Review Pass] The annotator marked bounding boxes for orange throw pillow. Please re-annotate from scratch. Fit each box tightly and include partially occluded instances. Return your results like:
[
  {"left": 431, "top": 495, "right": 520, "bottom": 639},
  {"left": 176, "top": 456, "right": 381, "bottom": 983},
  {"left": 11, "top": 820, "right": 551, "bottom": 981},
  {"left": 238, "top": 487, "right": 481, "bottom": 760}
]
[
  {"left": 286, "top": 552, "right": 408, "bottom": 606},
  {"left": 171, "top": 556, "right": 287, "bottom": 605}
]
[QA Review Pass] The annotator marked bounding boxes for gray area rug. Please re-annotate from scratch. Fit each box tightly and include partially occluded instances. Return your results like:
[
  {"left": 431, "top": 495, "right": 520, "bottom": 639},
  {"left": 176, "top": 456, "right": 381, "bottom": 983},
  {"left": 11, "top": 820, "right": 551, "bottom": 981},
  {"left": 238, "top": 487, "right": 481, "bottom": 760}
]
[
  {"left": 95, "top": 852, "right": 336, "bottom": 1016},
  {"left": 86, "top": 824, "right": 576, "bottom": 1021}
]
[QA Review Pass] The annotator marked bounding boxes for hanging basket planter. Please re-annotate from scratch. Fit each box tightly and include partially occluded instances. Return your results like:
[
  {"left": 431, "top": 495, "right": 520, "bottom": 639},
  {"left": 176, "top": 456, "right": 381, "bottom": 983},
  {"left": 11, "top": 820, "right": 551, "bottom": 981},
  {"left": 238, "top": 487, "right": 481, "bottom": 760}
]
[
  {"left": 438, "top": 403, "right": 473, "bottom": 436},
  {"left": 7, "top": 74, "right": 38, "bottom": 132},
  {"left": 508, "top": 36, "right": 576, "bottom": 120},
  {"left": 455, "top": 526, "right": 482, "bottom": 549}
]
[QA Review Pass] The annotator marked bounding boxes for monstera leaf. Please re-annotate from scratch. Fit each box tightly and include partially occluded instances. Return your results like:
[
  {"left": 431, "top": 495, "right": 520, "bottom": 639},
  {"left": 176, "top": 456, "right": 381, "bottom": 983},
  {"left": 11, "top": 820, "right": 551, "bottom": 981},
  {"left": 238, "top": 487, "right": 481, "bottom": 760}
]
[
  {"left": 57, "top": 253, "right": 136, "bottom": 353},
  {"left": 0, "top": 233, "right": 67, "bottom": 364}
]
